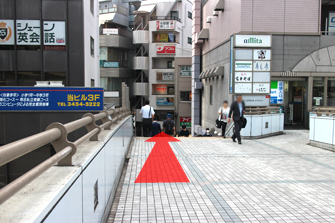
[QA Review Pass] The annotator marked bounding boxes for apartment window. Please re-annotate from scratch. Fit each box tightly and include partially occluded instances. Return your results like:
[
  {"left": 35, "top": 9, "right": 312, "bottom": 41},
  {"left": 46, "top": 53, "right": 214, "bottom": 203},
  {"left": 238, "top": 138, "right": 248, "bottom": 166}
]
[
  {"left": 90, "top": 37, "right": 94, "bottom": 57},
  {"left": 188, "top": 37, "right": 192, "bottom": 45},
  {"left": 180, "top": 91, "right": 191, "bottom": 102},
  {"left": 167, "top": 61, "right": 173, "bottom": 68},
  {"left": 210, "top": 85, "right": 213, "bottom": 105},
  {"left": 188, "top": 11, "right": 192, "bottom": 19},
  {"left": 90, "top": 0, "right": 94, "bottom": 15}
]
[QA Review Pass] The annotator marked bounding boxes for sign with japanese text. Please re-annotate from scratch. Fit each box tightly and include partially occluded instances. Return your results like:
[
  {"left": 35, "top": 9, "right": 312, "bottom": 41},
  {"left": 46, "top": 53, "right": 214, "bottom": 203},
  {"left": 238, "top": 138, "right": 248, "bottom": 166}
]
[
  {"left": 103, "top": 62, "right": 119, "bottom": 68},
  {"left": 157, "top": 45, "right": 176, "bottom": 54},
  {"left": 103, "top": 28, "right": 118, "bottom": 35},
  {"left": 234, "top": 83, "right": 252, "bottom": 94},
  {"left": 180, "top": 117, "right": 191, "bottom": 128},
  {"left": 155, "top": 84, "right": 168, "bottom": 94},
  {"left": 253, "top": 49, "right": 271, "bottom": 60},
  {"left": 180, "top": 66, "right": 191, "bottom": 76},
  {"left": 43, "top": 21, "right": 66, "bottom": 46},
  {"left": 157, "top": 72, "right": 174, "bottom": 81},
  {"left": 270, "top": 81, "right": 284, "bottom": 104},
  {"left": 156, "top": 34, "right": 168, "bottom": 42},
  {"left": 156, "top": 21, "right": 175, "bottom": 30},
  {"left": 253, "top": 61, "right": 270, "bottom": 71},
  {"left": 0, "top": 87, "right": 103, "bottom": 111},
  {"left": 0, "top": 20, "right": 14, "bottom": 45},
  {"left": 253, "top": 83, "right": 270, "bottom": 94},
  {"left": 235, "top": 72, "right": 252, "bottom": 82},
  {"left": 235, "top": 61, "right": 252, "bottom": 71},
  {"left": 16, "top": 20, "right": 41, "bottom": 45}
]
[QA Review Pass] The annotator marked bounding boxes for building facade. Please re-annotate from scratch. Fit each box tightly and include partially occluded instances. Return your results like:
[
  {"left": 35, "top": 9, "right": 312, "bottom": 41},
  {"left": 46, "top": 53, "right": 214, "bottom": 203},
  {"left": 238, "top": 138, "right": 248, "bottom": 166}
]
[
  {"left": 132, "top": 0, "right": 193, "bottom": 133},
  {"left": 192, "top": 0, "right": 335, "bottom": 133}
]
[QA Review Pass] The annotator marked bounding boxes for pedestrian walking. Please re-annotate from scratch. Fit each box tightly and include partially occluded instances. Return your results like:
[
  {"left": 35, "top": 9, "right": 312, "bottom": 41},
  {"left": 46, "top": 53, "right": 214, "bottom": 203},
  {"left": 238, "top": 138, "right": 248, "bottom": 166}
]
[
  {"left": 228, "top": 95, "right": 246, "bottom": 144},
  {"left": 179, "top": 125, "right": 189, "bottom": 137},
  {"left": 140, "top": 100, "right": 155, "bottom": 137},
  {"left": 163, "top": 113, "right": 175, "bottom": 136},
  {"left": 152, "top": 116, "right": 161, "bottom": 137},
  {"left": 218, "top": 100, "right": 230, "bottom": 138}
]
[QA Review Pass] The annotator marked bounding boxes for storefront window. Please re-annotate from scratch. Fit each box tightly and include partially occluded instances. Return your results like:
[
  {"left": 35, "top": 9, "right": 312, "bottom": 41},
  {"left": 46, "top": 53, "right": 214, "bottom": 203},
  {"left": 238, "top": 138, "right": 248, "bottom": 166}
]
[
  {"left": 180, "top": 91, "right": 191, "bottom": 102},
  {"left": 17, "top": 72, "right": 41, "bottom": 86},
  {"left": 328, "top": 77, "right": 335, "bottom": 106},
  {"left": 0, "top": 72, "right": 15, "bottom": 86},
  {"left": 313, "top": 77, "right": 324, "bottom": 106}
]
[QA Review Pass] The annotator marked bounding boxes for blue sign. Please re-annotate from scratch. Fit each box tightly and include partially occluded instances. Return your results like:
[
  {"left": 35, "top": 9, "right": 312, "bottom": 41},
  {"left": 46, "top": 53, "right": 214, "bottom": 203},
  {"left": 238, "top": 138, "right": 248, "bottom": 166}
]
[
  {"left": 103, "top": 62, "right": 119, "bottom": 68},
  {"left": 168, "top": 32, "right": 174, "bottom": 42},
  {"left": 157, "top": 97, "right": 174, "bottom": 106},
  {"left": 0, "top": 87, "right": 104, "bottom": 111}
]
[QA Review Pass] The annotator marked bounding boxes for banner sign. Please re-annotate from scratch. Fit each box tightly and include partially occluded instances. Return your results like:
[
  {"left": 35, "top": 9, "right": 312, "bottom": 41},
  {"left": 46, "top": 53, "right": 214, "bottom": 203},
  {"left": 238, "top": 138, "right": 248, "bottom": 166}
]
[
  {"left": 235, "top": 72, "right": 252, "bottom": 82},
  {"left": 43, "top": 21, "right": 66, "bottom": 45},
  {"left": 235, "top": 35, "right": 271, "bottom": 47},
  {"left": 253, "top": 83, "right": 270, "bottom": 94},
  {"left": 0, "top": 87, "right": 104, "bottom": 111},
  {"left": 156, "top": 21, "right": 175, "bottom": 30},
  {"left": 157, "top": 45, "right": 176, "bottom": 54},
  {"left": 103, "top": 61, "right": 119, "bottom": 68},
  {"left": 235, "top": 61, "right": 252, "bottom": 71},
  {"left": 103, "top": 28, "right": 118, "bottom": 35},
  {"left": 156, "top": 34, "right": 168, "bottom": 42},
  {"left": 16, "top": 20, "right": 41, "bottom": 45},
  {"left": 157, "top": 97, "right": 174, "bottom": 105},
  {"left": 329, "top": 12, "right": 335, "bottom": 35},
  {"left": 168, "top": 32, "right": 174, "bottom": 42},
  {"left": 180, "top": 117, "right": 191, "bottom": 128},
  {"left": 0, "top": 20, "right": 14, "bottom": 45},
  {"left": 243, "top": 95, "right": 270, "bottom": 107},
  {"left": 253, "top": 49, "right": 271, "bottom": 60},
  {"left": 270, "top": 81, "right": 284, "bottom": 104}
]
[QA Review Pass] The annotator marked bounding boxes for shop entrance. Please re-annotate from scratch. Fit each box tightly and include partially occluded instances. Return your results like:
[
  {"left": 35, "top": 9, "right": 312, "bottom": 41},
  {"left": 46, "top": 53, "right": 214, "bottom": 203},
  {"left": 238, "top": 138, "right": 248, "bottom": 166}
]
[{"left": 284, "top": 80, "right": 308, "bottom": 129}]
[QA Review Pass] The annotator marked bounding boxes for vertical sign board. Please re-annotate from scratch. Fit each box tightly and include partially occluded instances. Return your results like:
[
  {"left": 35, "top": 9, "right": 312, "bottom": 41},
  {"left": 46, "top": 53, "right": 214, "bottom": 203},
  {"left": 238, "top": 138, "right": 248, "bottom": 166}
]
[
  {"left": 0, "top": 20, "right": 15, "bottom": 45},
  {"left": 229, "top": 35, "right": 234, "bottom": 93},
  {"left": 329, "top": 12, "right": 335, "bottom": 35},
  {"left": 270, "top": 81, "right": 284, "bottom": 104},
  {"left": 0, "top": 87, "right": 104, "bottom": 111}
]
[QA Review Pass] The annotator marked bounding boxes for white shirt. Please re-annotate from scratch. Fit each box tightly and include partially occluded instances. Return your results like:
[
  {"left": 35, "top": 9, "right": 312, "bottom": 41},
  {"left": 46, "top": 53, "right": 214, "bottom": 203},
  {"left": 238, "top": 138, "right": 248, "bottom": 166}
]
[
  {"left": 140, "top": 105, "right": 155, "bottom": 118},
  {"left": 218, "top": 107, "right": 230, "bottom": 122}
]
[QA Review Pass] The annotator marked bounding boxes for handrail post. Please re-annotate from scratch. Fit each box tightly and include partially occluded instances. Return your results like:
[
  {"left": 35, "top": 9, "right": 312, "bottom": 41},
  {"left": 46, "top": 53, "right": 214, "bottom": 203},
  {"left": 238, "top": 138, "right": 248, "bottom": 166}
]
[
  {"left": 82, "top": 113, "right": 101, "bottom": 141},
  {"left": 100, "top": 110, "right": 113, "bottom": 130},
  {"left": 46, "top": 123, "right": 77, "bottom": 166}
]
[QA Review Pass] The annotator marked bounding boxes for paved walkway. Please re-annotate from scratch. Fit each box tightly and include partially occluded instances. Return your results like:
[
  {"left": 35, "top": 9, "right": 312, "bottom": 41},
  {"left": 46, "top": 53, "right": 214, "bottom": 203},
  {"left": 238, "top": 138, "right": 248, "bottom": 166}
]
[{"left": 109, "top": 131, "right": 335, "bottom": 223}]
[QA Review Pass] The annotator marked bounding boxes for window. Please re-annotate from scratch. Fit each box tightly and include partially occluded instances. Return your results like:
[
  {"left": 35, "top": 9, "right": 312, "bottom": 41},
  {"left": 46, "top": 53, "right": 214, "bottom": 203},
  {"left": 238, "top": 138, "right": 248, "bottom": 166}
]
[
  {"left": 188, "top": 37, "right": 192, "bottom": 45},
  {"left": 180, "top": 66, "right": 191, "bottom": 76},
  {"left": 91, "top": 79, "right": 95, "bottom": 87},
  {"left": 167, "top": 61, "right": 173, "bottom": 68},
  {"left": 90, "top": 37, "right": 94, "bottom": 57},
  {"left": 328, "top": 77, "right": 335, "bottom": 106},
  {"left": 90, "top": 0, "right": 94, "bottom": 15},
  {"left": 188, "top": 11, "right": 192, "bottom": 19},
  {"left": 171, "top": 11, "right": 178, "bottom": 20},
  {"left": 0, "top": 72, "right": 15, "bottom": 86},
  {"left": 210, "top": 85, "right": 213, "bottom": 105},
  {"left": 17, "top": 72, "right": 41, "bottom": 86},
  {"left": 180, "top": 91, "right": 191, "bottom": 102},
  {"left": 313, "top": 77, "right": 324, "bottom": 106}
]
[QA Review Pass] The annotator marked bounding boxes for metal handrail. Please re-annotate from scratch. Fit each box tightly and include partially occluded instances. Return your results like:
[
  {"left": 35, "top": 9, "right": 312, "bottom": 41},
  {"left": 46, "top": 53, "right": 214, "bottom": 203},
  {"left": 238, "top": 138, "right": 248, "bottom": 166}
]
[
  {"left": 312, "top": 106, "right": 335, "bottom": 116},
  {"left": 245, "top": 106, "right": 281, "bottom": 115},
  {"left": 0, "top": 107, "right": 131, "bottom": 205}
]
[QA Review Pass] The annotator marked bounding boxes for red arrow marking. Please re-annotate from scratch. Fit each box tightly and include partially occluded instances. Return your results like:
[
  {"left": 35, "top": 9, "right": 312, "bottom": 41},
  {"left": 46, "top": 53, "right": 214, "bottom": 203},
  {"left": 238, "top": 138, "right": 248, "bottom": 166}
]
[{"left": 135, "top": 132, "right": 190, "bottom": 183}]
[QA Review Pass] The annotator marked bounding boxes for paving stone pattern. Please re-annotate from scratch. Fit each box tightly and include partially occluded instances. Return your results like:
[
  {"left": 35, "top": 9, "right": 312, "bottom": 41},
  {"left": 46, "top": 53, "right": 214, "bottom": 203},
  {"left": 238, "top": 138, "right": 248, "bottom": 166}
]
[{"left": 109, "top": 130, "right": 335, "bottom": 223}]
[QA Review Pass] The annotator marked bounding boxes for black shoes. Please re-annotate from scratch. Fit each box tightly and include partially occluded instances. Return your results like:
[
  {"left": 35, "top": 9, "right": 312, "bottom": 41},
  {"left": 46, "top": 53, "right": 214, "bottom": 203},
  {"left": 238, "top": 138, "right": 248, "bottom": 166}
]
[
  {"left": 238, "top": 141, "right": 242, "bottom": 145},
  {"left": 232, "top": 137, "right": 236, "bottom": 142}
]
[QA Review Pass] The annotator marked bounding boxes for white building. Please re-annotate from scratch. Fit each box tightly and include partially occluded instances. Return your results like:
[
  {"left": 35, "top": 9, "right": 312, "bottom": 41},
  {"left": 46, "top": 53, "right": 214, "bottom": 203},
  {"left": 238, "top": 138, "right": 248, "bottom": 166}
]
[{"left": 133, "top": 0, "right": 193, "bottom": 132}]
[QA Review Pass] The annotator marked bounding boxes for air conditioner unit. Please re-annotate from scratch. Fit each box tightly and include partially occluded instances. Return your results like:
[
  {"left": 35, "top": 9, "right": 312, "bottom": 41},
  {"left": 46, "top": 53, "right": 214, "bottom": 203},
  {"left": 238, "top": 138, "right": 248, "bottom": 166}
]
[
  {"left": 213, "top": 11, "right": 219, "bottom": 16},
  {"left": 206, "top": 16, "right": 211, "bottom": 23}
]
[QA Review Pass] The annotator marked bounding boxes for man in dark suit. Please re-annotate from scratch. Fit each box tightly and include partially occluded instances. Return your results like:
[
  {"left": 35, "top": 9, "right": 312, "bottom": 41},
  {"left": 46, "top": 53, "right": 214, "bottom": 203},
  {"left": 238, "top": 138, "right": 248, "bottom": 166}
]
[
  {"left": 228, "top": 95, "right": 246, "bottom": 144},
  {"left": 151, "top": 116, "right": 161, "bottom": 136}
]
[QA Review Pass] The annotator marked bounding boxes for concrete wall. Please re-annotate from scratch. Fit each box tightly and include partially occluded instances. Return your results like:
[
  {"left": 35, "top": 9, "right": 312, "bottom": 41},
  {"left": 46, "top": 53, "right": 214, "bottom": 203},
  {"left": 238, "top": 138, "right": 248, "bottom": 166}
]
[{"left": 0, "top": 116, "right": 133, "bottom": 223}]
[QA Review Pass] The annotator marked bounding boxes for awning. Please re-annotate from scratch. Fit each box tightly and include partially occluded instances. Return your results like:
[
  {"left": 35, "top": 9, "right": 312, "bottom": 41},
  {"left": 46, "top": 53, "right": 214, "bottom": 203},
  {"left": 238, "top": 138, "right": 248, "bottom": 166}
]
[
  {"left": 134, "top": 4, "right": 156, "bottom": 15},
  {"left": 198, "top": 29, "right": 209, "bottom": 40},
  {"left": 199, "top": 66, "right": 224, "bottom": 79},
  {"left": 212, "top": 66, "right": 224, "bottom": 77},
  {"left": 99, "top": 13, "right": 116, "bottom": 25},
  {"left": 214, "top": 0, "right": 225, "bottom": 11}
]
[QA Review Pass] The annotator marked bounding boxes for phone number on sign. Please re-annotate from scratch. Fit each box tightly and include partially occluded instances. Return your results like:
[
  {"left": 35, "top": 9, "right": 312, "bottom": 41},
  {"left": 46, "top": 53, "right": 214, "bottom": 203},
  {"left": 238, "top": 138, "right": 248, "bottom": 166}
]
[{"left": 57, "top": 102, "right": 101, "bottom": 107}]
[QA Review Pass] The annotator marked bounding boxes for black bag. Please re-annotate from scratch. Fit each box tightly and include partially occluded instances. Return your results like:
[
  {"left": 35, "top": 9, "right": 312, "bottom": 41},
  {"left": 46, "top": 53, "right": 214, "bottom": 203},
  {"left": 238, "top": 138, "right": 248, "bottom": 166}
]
[
  {"left": 215, "top": 117, "right": 222, "bottom": 128},
  {"left": 241, "top": 116, "right": 247, "bottom": 128}
]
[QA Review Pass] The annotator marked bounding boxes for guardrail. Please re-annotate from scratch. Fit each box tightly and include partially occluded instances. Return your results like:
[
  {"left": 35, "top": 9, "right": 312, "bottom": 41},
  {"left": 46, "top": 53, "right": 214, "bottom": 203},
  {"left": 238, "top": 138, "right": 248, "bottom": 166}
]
[
  {"left": 245, "top": 106, "right": 281, "bottom": 115},
  {"left": 312, "top": 107, "right": 335, "bottom": 116},
  {"left": 0, "top": 107, "right": 131, "bottom": 205}
]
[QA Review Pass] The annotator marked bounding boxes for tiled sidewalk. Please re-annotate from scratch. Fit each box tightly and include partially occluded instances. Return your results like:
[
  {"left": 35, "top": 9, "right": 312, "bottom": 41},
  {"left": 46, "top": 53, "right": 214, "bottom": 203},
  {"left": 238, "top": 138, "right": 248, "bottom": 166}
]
[{"left": 109, "top": 131, "right": 335, "bottom": 223}]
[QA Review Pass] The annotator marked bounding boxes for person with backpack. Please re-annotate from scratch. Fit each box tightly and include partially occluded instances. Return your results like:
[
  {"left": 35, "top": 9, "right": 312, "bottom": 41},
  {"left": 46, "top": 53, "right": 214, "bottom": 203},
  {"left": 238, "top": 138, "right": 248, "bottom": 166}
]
[
  {"left": 163, "top": 113, "right": 175, "bottom": 136},
  {"left": 218, "top": 100, "right": 230, "bottom": 138},
  {"left": 140, "top": 100, "right": 155, "bottom": 137}
]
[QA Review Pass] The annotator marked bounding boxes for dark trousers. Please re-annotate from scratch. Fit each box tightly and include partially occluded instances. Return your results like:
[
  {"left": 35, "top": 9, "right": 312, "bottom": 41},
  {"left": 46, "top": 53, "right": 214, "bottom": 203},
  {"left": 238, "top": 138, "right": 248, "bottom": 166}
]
[
  {"left": 142, "top": 118, "right": 152, "bottom": 137},
  {"left": 222, "top": 122, "right": 227, "bottom": 137},
  {"left": 232, "top": 119, "right": 242, "bottom": 142}
]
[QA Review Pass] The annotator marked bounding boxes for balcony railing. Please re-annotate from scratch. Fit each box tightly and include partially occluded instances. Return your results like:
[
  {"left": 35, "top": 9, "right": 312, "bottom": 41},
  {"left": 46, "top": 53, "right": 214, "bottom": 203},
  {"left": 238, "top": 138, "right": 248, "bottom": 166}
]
[
  {"left": 150, "top": 16, "right": 181, "bottom": 22},
  {"left": 99, "top": 4, "right": 127, "bottom": 16}
]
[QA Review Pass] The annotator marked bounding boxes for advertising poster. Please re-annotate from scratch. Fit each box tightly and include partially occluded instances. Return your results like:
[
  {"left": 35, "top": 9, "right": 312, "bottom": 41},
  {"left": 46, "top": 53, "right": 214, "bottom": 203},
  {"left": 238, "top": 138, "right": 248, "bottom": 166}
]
[
  {"left": 156, "top": 21, "right": 175, "bottom": 29},
  {"left": 0, "top": 87, "right": 104, "bottom": 111},
  {"left": 157, "top": 97, "right": 174, "bottom": 105},
  {"left": 270, "top": 81, "right": 284, "bottom": 104},
  {"left": 156, "top": 34, "right": 168, "bottom": 42},
  {"left": 157, "top": 45, "right": 176, "bottom": 54},
  {"left": 155, "top": 84, "right": 168, "bottom": 94},
  {"left": 0, "top": 20, "right": 14, "bottom": 45},
  {"left": 168, "top": 32, "right": 174, "bottom": 42},
  {"left": 16, "top": 20, "right": 41, "bottom": 45}
]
